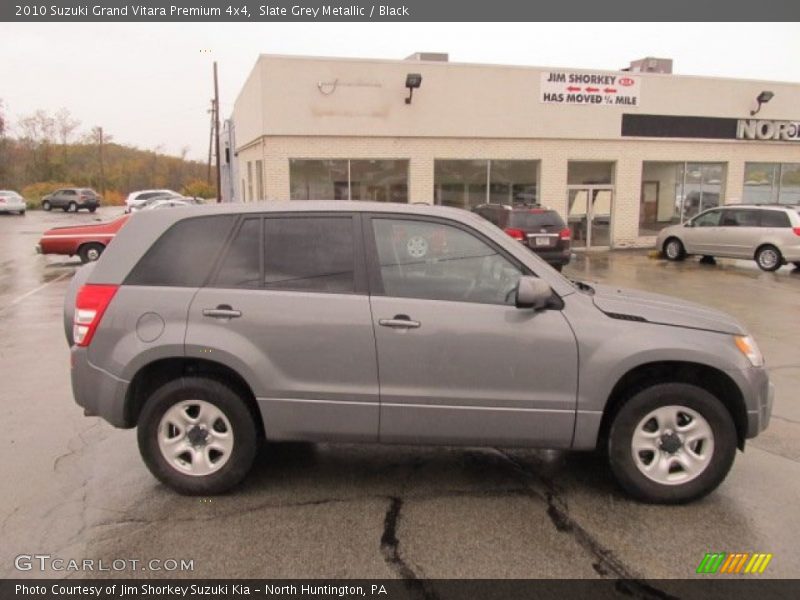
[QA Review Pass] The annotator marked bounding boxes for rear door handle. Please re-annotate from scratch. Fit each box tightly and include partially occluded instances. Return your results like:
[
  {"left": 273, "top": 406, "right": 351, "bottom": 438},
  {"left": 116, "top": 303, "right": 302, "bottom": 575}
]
[
  {"left": 203, "top": 305, "right": 242, "bottom": 319},
  {"left": 379, "top": 315, "right": 421, "bottom": 329}
]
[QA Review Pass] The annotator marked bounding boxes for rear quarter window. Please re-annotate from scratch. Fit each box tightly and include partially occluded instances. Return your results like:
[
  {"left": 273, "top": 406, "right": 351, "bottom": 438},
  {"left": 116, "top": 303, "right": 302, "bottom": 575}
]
[
  {"left": 760, "top": 210, "right": 790, "bottom": 228},
  {"left": 125, "top": 215, "right": 236, "bottom": 287}
]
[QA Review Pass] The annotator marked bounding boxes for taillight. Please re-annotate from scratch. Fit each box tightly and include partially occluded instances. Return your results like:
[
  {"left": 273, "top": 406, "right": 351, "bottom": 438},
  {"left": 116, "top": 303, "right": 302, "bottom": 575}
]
[
  {"left": 504, "top": 227, "right": 526, "bottom": 241},
  {"left": 559, "top": 227, "right": 572, "bottom": 241},
  {"left": 793, "top": 227, "right": 800, "bottom": 236},
  {"left": 74, "top": 285, "right": 118, "bottom": 347}
]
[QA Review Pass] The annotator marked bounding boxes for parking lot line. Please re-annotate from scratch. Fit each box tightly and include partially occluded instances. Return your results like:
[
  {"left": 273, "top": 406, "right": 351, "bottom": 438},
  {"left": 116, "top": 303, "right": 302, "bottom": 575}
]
[{"left": 0, "top": 272, "right": 70, "bottom": 313}]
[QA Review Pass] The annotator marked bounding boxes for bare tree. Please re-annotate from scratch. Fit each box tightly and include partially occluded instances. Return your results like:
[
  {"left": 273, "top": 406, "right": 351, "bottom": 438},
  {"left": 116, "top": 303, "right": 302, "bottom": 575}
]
[
  {"left": 18, "top": 110, "right": 57, "bottom": 180},
  {"left": 55, "top": 107, "right": 80, "bottom": 166}
]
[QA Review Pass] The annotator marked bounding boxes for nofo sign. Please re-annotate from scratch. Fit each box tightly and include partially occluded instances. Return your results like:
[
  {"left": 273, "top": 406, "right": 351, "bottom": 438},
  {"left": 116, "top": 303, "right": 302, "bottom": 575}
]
[{"left": 737, "top": 119, "right": 800, "bottom": 142}]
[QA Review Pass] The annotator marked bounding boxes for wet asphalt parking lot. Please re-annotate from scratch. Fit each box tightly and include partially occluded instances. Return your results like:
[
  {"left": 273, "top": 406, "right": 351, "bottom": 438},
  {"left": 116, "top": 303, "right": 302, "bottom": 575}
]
[{"left": 1, "top": 207, "right": 799, "bottom": 586}]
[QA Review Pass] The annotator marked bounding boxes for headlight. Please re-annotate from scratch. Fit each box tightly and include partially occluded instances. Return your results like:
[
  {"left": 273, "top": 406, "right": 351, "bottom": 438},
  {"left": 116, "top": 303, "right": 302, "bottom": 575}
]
[{"left": 734, "top": 335, "right": 764, "bottom": 367}]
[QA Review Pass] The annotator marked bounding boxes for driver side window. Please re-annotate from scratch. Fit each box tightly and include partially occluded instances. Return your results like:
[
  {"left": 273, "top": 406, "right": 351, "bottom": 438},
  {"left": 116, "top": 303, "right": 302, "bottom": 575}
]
[
  {"left": 692, "top": 209, "right": 721, "bottom": 227},
  {"left": 371, "top": 218, "right": 522, "bottom": 305}
]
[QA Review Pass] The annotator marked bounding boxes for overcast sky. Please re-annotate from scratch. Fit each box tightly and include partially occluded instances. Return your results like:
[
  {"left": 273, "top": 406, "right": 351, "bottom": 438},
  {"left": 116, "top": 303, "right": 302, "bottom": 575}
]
[{"left": 1, "top": 22, "right": 798, "bottom": 161}]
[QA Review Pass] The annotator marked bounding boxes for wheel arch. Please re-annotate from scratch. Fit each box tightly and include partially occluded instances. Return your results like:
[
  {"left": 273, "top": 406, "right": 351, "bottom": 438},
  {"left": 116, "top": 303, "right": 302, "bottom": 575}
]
[
  {"left": 597, "top": 361, "right": 748, "bottom": 452},
  {"left": 124, "top": 357, "right": 262, "bottom": 436}
]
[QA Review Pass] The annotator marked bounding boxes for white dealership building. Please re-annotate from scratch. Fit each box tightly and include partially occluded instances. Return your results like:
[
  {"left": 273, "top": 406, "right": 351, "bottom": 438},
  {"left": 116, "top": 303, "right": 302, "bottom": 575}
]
[{"left": 225, "top": 53, "right": 800, "bottom": 248}]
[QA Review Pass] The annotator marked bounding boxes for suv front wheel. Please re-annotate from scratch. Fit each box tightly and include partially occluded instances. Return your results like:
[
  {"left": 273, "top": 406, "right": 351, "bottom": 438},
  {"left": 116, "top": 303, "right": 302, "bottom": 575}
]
[
  {"left": 137, "top": 377, "right": 259, "bottom": 495},
  {"left": 608, "top": 383, "right": 737, "bottom": 504}
]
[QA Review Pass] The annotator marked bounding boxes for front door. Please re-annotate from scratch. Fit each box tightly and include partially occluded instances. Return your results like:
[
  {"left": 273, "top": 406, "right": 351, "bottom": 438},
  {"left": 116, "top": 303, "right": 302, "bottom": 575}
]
[
  {"left": 185, "top": 214, "right": 380, "bottom": 442},
  {"left": 365, "top": 215, "right": 578, "bottom": 448},
  {"left": 568, "top": 187, "right": 614, "bottom": 248}
]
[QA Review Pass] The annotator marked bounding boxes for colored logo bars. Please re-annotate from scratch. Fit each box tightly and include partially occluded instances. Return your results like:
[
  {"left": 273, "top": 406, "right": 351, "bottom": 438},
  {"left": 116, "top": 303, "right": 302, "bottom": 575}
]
[{"left": 697, "top": 552, "right": 773, "bottom": 574}]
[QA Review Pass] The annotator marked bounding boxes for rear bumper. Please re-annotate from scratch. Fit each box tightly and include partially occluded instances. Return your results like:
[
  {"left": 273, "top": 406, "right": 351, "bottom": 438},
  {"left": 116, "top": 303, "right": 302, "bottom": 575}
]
[{"left": 70, "top": 346, "right": 131, "bottom": 428}]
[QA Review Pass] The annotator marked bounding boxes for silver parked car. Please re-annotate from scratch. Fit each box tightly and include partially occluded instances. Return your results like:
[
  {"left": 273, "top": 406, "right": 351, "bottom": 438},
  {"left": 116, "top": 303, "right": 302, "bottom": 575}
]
[
  {"left": 0, "top": 190, "right": 26, "bottom": 215},
  {"left": 657, "top": 204, "right": 800, "bottom": 271},
  {"left": 65, "top": 202, "right": 772, "bottom": 502}
]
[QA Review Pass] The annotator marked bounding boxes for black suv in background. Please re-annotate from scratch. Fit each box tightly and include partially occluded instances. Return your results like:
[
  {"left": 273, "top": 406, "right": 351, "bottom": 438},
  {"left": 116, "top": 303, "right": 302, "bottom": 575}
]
[
  {"left": 41, "top": 188, "right": 101, "bottom": 212},
  {"left": 472, "top": 204, "right": 572, "bottom": 270}
]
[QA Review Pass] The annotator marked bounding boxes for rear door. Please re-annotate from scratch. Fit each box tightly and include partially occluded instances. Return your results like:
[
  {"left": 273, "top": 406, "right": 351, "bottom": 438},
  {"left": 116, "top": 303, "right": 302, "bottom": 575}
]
[
  {"left": 364, "top": 214, "right": 578, "bottom": 447},
  {"left": 185, "top": 213, "right": 380, "bottom": 443},
  {"left": 722, "top": 208, "right": 761, "bottom": 257}
]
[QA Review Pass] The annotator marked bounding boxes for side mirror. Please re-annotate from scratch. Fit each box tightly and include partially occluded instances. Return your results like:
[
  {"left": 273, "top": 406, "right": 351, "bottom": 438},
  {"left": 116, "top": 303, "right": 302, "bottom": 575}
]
[{"left": 515, "top": 276, "right": 553, "bottom": 310}]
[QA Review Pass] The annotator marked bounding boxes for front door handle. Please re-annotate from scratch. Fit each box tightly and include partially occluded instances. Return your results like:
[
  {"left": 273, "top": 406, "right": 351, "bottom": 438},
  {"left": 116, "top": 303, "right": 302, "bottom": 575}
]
[
  {"left": 203, "top": 305, "right": 242, "bottom": 319},
  {"left": 379, "top": 314, "right": 421, "bottom": 329}
]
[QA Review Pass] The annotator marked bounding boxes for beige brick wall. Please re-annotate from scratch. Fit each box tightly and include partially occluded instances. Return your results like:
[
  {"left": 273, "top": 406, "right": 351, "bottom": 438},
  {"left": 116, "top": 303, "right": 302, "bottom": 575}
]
[{"left": 237, "top": 135, "right": 800, "bottom": 248}]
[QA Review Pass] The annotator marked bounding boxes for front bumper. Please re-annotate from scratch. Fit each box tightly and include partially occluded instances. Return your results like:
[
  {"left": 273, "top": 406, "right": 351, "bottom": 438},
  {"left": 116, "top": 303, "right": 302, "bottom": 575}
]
[
  {"left": 726, "top": 365, "right": 774, "bottom": 438},
  {"left": 71, "top": 346, "right": 131, "bottom": 428}
]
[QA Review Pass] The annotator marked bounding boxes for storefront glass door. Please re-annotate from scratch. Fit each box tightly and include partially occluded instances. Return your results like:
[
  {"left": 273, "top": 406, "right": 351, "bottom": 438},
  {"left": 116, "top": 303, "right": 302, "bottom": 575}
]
[{"left": 568, "top": 187, "right": 613, "bottom": 248}]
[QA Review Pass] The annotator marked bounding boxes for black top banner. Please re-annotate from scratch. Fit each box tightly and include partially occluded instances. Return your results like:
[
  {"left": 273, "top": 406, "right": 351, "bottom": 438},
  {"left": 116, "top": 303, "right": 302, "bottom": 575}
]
[{"left": 3, "top": 0, "right": 800, "bottom": 22}]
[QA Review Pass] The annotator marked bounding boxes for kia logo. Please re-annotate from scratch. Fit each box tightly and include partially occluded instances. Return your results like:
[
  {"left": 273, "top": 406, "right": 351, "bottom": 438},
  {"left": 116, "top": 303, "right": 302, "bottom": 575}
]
[{"left": 619, "top": 77, "right": 635, "bottom": 86}]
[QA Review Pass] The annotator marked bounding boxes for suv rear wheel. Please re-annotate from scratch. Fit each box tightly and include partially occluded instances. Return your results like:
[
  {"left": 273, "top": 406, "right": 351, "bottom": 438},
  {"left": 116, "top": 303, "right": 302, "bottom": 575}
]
[
  {"left": 137, "top": 377, "right": 259, "bottom": 495},
  {"left": 608, "top": 383, "right": 737, "bottom": 503}
]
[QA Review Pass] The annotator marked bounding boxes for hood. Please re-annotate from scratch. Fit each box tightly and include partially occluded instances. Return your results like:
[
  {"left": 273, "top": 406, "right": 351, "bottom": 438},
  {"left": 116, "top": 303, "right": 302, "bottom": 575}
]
[{"left": 590, "top": 283, "right": 747, "bottom": 335}]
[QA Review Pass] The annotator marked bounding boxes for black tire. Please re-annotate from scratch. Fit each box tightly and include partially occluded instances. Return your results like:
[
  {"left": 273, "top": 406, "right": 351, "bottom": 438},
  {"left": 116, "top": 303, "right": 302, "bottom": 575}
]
[
  {"left": 553, "top": 264, "right": 564, "bottom": 272},
  {"left": 755, "top": 245, "right": 782, "bottom": 272},
  {"left": 88, "top": 206, "right": 97, "bottom": 213},
  {"left": 793, "top": 262, "right": 800, "bottom": 269},
  {"left": 137, "top": 377, "right": 259, "bottom": 495},
  {"left": 78, "top": 243, "right": 105, "bottom": 263},
  {"left": 42, "top": 200, "right": 51, "bottom": 211},
  {"left": 608, "top": 383, "right": 737, "bottom": 504},
  {"left": 18, "top": 210, "right": 25, "bottom": 216},
  {"left": 663, "top": 237, "right": 686, "bottom": 261}
]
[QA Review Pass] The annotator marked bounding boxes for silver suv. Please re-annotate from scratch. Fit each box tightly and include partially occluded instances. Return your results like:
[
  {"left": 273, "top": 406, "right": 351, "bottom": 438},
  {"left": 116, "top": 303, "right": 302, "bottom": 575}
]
[
  {"left": 657, "top": 204, "right": 800, "bottom": 271},
  {"left": 65, "top": 202, "right": 773, "bottom": 502}
]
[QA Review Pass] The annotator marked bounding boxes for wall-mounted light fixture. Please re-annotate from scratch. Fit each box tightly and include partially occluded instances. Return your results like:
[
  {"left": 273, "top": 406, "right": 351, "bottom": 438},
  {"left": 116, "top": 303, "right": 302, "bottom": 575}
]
[
  {"left": 750, "top": 90, "right": 774, "bottom": 116},
  {"left": 405, "top": 73, "right": 422, "bottom": 104}
]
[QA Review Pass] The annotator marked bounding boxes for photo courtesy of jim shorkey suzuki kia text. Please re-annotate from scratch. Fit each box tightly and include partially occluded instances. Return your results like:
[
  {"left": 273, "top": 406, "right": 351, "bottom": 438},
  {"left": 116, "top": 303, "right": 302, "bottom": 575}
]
[{"left": 14, "top": 584, "right": 385, "bottom": 596}]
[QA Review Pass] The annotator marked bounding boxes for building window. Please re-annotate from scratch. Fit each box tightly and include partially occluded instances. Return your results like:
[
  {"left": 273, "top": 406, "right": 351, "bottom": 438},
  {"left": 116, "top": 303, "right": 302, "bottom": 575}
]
[
  {"left": 246, "top": 161, "right": 253, "bottom": 203},
  {"left": 743, "top": 163, "right": 800, "bottom": 205},
  {"left": 434, "top": 160, "right": 539, "bottom": 210},
  {"left": 289, "top": 159, "right": 408, "bottom": 202},
  {"left": 255, "top": 160, "right": 264, "bottom": 201},
  {"left": 638, "top": 162, "right": 726, "bottom": 236}
]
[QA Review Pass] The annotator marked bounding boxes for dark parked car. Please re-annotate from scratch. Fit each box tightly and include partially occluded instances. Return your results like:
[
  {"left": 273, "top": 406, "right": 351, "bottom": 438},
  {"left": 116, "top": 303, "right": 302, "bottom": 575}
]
[
  {"left": 65, "top": 201, "right": 772, "bottom": 502},
  {"left": 42, "top": 188, "right": 101, "bottom": 212},
  {"left": 472, "top": 204, "right": 572, "bottom": 270}
]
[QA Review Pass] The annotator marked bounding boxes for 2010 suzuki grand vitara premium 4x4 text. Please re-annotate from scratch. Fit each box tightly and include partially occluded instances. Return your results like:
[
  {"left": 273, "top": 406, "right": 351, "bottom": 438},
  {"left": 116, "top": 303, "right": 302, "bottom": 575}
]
[{"left": 65, "top": 202, "right": 773, "bottom": 503}]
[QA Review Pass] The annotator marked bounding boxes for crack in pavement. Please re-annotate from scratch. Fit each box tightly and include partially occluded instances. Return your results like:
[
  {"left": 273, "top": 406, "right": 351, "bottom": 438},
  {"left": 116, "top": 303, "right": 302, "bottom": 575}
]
[
  {"left": 380, "top": 497, "right": 440, "bottom": 600},
  {"left": 492, "top": 449, "right": 679, "bottom": 600}
]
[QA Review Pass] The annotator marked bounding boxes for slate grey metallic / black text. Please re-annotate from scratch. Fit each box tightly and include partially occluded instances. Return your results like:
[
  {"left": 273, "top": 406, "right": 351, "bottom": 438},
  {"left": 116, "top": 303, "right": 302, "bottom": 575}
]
[{"left": 66, "top": 201, "right": 773, "bottom": 502}]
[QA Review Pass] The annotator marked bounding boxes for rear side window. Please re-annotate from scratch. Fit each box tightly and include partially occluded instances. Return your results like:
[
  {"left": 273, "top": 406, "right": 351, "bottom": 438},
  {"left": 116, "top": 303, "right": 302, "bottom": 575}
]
[
  {"left": 509, "top": 210, "right": 565, "bottom": 230},
  {"left": 125, "top": 215, "right": 236, "bottom": 286},
  {"left": 263, "top": 217, "right": 355, "bottom": 293},
  {"left": 760, "top": 210, "right": 790, "bottom": 228},
  {"left": 215, "top": 218, "right": 261, "bottom": 288}
]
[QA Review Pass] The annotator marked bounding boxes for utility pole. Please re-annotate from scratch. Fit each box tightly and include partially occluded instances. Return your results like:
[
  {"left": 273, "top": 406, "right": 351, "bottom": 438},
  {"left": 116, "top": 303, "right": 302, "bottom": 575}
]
[
  {"left": 207, "top": 101, "right": 214, "bottom": 184},
  {"left": 98, "top": 126, "right": 105, "bottom": 196},
  {"left": 213, "top": 61, "right": 222, "bottom": 203}
]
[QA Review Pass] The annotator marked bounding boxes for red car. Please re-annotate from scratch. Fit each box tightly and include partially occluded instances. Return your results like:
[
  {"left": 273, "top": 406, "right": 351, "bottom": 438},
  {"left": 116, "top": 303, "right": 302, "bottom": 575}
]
[{"left": 37, "top": 215, "right": 129, "bottom": 263}]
